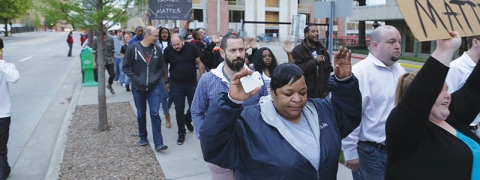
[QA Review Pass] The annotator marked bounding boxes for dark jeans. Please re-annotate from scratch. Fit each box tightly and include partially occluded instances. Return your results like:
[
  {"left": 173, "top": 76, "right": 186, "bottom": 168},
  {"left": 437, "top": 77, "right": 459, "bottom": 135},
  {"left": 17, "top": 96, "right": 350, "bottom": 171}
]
[
  {"left": 159, "top": 78, "right": 169, "bottom": 116},
  {"left": 94, "top": 63, "right": 115, "bottom": 85},
  {"left": 131, "top": 84, "right": 164, "bottom": 147},
  {"left": 170, "top": 81, "right": 196, "bottom": 134},
  {"left": 0, "top": 117, "right": 11, "bottom": 180},
  {"left": 67, "top": 42, "right": 73, "bottom": 56},
  {"left": 357, "top": 141, "right": 387, "bottom": 180},
  {"left": 352, "top": 170, "right": 363, "bottom": 180}
]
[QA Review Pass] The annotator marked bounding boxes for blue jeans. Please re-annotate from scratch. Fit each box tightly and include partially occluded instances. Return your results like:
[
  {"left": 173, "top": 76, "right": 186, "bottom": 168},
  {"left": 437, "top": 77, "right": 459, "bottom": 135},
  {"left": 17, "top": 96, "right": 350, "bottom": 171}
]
[
  {"left": 170, "top": 81, "right": 196, "bottom": 134},
  {"left": 352, "top": 170, "right": 363, "bottom": 180},
  {"left": 131, "top": 84, "right": 164, "bottom": 147},
  {"left": 113, "top": 57, "right": 124, "bottom": 84},
  {"left": 125, "top": 74, "right": 130, "bottom": 85},
  {"left": 158, "top": 78, "right": 169, "bottom": 115},
  {"left": 357, "top": 141, "right": 387, "bottom": 180}
]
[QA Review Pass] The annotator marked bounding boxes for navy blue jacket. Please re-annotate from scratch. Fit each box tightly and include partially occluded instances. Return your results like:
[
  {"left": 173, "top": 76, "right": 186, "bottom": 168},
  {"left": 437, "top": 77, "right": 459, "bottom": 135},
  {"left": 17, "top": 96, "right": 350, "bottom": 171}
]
[{"left": 200, "top": 75, "right": 361, "bottom": 180}]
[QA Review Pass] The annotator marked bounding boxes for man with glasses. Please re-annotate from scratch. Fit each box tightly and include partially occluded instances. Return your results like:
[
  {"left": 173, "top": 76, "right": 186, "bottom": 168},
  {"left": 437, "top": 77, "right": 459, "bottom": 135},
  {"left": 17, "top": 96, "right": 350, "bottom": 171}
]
[{"left": 123, "top": 26, "right": 168, "bottom": 151}]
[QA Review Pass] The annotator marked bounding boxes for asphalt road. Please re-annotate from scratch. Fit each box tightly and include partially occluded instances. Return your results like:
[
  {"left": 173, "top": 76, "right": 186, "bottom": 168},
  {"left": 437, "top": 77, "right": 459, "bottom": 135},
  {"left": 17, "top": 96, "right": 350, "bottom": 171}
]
[{"left": 3, "top": 31, "right": 81, "bottom": 179}]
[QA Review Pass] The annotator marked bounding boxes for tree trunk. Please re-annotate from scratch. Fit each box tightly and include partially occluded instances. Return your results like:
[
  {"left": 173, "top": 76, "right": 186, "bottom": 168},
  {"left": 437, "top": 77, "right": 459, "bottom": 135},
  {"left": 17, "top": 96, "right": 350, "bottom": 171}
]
[
  {"left": 357, "top": 0, "right": 367, "bottom": 49},
  {"left": 96, "top": 0, "right": 108, "bottom": 131},
  {"left": 88, "top": 30, "right": 94, "bottom": 47}
]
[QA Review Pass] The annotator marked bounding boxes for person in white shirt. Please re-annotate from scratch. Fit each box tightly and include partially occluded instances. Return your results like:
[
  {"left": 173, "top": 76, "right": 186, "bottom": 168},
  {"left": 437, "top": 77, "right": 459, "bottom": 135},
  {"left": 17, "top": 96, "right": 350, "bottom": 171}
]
[
  {"left": 341, "top": 25, "right": 406, "bottom": 180},
  {"left": 445, "top": 35, "right": 480, "bottom": 136},
  {"left": 0, "top": 51, "right": 20, "bottom": 179}
]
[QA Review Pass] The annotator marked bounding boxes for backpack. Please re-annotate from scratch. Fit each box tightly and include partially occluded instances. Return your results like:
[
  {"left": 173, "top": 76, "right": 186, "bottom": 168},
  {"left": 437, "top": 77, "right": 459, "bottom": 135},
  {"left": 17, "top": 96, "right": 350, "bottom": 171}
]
[{"left": 67, "top": 35, "right": 73, "bottom": 43}]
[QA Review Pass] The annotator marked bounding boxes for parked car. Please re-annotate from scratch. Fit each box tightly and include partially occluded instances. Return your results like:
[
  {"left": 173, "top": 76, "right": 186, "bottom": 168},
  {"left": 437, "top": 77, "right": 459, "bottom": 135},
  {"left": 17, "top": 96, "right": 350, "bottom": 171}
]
[
  {"left": 256, "top": 33, "right": 273, "bottom": 42},
  {"left": 0, "top": 29, "right": 5, "bottom": 33}
]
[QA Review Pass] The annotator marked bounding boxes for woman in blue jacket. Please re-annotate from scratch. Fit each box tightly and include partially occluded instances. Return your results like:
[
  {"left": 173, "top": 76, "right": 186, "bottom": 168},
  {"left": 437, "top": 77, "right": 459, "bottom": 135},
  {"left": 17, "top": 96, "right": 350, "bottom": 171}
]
[{"left": 200, "top": 47, "right": 361, "bottom": 179}]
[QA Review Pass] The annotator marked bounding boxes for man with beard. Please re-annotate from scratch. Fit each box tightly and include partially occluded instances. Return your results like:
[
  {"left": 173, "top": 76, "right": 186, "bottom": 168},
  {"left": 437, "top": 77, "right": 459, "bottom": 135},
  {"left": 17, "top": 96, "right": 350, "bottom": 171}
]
[
  {"left": 191, "top": 33, "right": 268, "bottom": 180},
  {"left": 128, "top": 26, "right": 144, "bottom": 45},
  {"left": 292, "top": 25, "right": 333, "bottom": 98},
  {"left": 341, "top": 25, "right": 406, "bottom": 180},
  {"left": 164, "top": 33, "right": 205, "bottom": 145}
]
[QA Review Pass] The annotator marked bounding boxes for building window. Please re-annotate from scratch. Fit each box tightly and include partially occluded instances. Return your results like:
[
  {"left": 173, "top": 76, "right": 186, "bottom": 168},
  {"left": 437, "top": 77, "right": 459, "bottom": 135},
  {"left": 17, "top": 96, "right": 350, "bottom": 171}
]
[
  {"left": 193, "top": 9, "right": 203, "bottom": 22},
  {"left": 228, "top": 0, "right": 236, "bottom": 5},
  {"left": 229, "top": 10, "right": 244, "bottom": 23},
  {"left": 405, "top": 28, "right": 414, "bottom": 53},
  {"left": 266, "top": 0, "right": 279, "bottom": 7},
  {"left": 192, "top": 0, "right": 200, "bottom": 4},
  {"left": 421, "top": 41, "right": 431, "bottom": 54},
  {"left": 347, "top": 23, "right": 357, "bottom": 30},
  {"left": 265, "top": 12, "right": 279, "bottom": 26}
]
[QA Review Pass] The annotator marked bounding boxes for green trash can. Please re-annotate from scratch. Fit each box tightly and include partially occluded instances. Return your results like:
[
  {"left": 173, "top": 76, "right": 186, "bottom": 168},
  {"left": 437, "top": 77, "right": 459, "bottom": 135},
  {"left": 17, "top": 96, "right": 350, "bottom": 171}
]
[{"left": 80, "top": 47, "right": 98, "bottom": 87}]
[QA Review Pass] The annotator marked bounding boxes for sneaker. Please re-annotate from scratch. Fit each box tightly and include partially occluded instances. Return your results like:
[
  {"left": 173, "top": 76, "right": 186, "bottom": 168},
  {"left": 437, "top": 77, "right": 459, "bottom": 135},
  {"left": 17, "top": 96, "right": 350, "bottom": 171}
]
[
  {"left": 155, "top": 145, "right": 168, "bottom": 151},
  {"left": 186, "top": 123, "right": 194, "bottom": 132},
  {"left": 121, "top": 83, "right": 126, "bottom": 87},
  {"left": 177, "top": 133, "right": 185, "bottom": 145},
  {"left": 138, "top": 139, "right": 148, "bottom": 146},
  {"left": 107, "top": 84, "right": 115, "bottom": 94},
  {"left": 126, "top": 85, "right": 130, "bottom": 92},
  {"left": 113, "top": 81, "right": 118, "bottom": 85}
]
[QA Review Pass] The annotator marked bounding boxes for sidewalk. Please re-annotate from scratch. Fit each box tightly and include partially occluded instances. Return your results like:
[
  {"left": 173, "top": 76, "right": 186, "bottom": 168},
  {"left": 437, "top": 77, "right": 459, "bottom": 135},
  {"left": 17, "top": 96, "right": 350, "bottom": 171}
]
[{"left": 60, "top": 77, "right": 354, "bottom": 179}]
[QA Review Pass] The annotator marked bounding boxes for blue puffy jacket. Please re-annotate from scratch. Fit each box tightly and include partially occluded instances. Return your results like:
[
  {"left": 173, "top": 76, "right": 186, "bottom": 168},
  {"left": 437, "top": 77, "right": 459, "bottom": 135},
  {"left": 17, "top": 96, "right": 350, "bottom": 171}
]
[{"left": 200, "top": 75, "right": 361, "bottom": 180}]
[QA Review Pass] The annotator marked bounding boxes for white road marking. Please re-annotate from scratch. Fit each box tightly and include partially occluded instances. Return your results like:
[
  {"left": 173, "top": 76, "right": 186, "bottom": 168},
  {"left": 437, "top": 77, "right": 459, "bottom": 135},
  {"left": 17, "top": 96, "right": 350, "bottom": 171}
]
[{"left": 19, "top": 56, "right": 32, "bottom": 62}]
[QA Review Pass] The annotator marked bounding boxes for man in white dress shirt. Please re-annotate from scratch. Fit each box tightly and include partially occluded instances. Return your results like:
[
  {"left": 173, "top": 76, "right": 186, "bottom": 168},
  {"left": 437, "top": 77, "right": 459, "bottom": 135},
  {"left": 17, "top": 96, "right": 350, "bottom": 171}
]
[
  {"left": 341, "top": 25, "right": 407, "bottom": 180},
  {"left": 445, "top": 35, "right": 480, "bottom": 136},
  {"left": 0, "top": 51, "right": 20, "bottom": 180}
]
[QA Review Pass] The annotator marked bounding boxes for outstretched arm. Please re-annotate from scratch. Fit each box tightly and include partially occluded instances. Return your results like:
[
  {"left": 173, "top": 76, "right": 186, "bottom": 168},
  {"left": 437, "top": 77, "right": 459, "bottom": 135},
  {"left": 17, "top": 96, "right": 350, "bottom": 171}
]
[
  {"left": 282, "top": 40, "right": 294, "bottom": 63},
  {"left": 386, "top": 31, "right": 461, "bottom": 156}
]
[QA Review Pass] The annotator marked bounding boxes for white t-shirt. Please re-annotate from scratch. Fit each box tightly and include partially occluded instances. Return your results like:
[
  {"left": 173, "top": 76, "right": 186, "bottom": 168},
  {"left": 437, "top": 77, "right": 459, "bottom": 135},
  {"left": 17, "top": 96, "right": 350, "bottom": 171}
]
[{"left": 262, "top": 71, "right": 271, "bottom": 95}]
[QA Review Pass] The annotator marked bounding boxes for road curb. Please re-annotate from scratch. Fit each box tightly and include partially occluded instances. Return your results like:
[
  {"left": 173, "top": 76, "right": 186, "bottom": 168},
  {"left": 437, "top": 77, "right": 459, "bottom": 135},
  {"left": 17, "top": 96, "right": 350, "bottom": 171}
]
[
  {"left": 45, "top": 60, "right": 83, "bottom": 179},
  {"left": 399, "top": 63, "right": 422, "bottom": 69}
]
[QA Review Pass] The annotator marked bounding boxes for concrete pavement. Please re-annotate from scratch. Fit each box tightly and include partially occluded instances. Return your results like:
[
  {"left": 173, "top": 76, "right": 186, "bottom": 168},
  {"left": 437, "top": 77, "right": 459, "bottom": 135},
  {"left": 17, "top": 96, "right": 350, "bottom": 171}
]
[{"left": 49, "top": 72, "right": 354, "bottom": 179}]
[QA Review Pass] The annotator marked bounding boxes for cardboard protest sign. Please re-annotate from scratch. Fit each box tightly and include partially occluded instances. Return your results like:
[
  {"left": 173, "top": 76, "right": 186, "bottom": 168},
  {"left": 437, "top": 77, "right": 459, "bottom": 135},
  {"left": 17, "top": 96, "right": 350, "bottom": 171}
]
[
  {"left": 149, "top": 0, "right": 193, "bottom": 20},
  {"left": 396, "top": 0, "right": 480, "bottom": 41}
]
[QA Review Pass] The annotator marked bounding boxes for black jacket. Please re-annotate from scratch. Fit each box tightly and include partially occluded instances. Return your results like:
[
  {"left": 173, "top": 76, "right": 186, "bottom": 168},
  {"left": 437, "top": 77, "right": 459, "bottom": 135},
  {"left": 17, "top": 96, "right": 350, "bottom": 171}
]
[
  {"left": 292, "top": 39, "right": 333, "bottom": 98},
  {"left": 385, "top": 57, "right": 480, "bottom": 180},
  {"left": 122, "top": 42, "right": 164, "bottom": 91},
  {"left": 201, "top": 42, "right": 224, "bottom": 69},
  {"left": 200, "top": 76, "right": 361, "bottom": 180}
]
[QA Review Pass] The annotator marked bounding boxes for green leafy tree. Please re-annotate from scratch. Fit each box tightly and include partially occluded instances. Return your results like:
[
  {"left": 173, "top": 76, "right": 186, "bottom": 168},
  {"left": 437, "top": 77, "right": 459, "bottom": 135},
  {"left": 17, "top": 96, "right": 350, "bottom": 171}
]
[
  {"left": 39, "top": 0, "right": 142, "bottom": 131},
  {"left": 0, "top": 0, "right": 32, "bottom": 36}
]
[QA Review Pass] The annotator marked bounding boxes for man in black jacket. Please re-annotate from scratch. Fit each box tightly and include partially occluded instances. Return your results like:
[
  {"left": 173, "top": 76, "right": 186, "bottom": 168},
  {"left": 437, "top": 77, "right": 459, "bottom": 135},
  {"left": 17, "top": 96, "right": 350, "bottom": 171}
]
[
  {"left": 292, "top": 25, "right": 333, "bottom": 98},
  {"left": 123, "top": 26, "right": 168, "bottom": 151}
]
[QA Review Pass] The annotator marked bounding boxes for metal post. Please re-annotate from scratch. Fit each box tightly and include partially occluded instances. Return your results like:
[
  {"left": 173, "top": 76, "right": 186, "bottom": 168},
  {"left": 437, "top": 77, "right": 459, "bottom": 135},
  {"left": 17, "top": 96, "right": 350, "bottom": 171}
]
[
  {"left": 294, "top": 15, "right": 300, "bottom": 45},
  {"left": 203, "top": 0, "right": 208, "bottom": 30},
  {"left": 241, "top": 19, "right": 245, "bottom": 37},
  {"left": 328, "top": 1, "right": 334, "bottom": 66}
]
